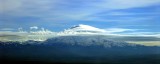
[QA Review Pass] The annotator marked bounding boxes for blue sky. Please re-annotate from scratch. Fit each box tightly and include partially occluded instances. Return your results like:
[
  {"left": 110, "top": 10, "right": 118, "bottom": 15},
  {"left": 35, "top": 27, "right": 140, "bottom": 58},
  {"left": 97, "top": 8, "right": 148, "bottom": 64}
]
[{"left": 0, "top": 0, "right": 160, "bottom": 32}]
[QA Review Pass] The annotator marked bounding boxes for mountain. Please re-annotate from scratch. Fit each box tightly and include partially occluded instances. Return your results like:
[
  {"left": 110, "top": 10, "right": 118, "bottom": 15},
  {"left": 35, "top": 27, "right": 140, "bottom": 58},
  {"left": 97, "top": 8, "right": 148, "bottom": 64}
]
[
  {"left": 58, "top": 24, "right": 106, "bottom": 36},
  {"left": 69, "top": 24, "right": 106, "bottom": 33},
  {"left": 45, "top": 35, "right": 137, "bottom": 47}
]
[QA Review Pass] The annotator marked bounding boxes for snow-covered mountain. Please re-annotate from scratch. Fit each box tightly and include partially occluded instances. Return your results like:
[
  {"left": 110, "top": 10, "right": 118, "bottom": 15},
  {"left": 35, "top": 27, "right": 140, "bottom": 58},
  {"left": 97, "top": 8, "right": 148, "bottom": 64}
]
[
  {"left": 45, "top": 35, "right": 137, "bottom": 47},
  {"left": 57, "top": 24, "right": 106, "bottom": 36}
]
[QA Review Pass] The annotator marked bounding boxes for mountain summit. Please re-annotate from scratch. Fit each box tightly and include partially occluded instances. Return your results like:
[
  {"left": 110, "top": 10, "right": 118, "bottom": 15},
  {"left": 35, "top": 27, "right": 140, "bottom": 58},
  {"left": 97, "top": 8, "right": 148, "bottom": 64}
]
[
  {"left": 70, "top": 24, "right": 106, "bottom": 32},
  {"left": 69, "top": 24, "right": 106, "bottom": 32},
  {"left": 45, "top": 35, "right": 136, "bottom": 47},
  {"left": 58, "top": 24, "right": 106, "bottom": 35}
]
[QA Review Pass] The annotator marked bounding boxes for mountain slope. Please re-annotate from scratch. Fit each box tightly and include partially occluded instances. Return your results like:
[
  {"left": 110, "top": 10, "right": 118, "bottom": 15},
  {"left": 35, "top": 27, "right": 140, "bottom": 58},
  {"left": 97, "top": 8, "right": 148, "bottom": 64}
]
[
  {"left": 44, "top": 35, "right": 137, "bottom": 47},
  {"left": 0, "top": 35, "right": 139, "bottom": 47}
]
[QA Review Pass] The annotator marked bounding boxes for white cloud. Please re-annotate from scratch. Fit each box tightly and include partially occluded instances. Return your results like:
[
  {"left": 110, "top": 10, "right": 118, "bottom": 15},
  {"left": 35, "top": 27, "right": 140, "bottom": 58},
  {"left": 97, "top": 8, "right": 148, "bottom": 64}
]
[
  {"left": 30, "top": 26, "right": 38, "bottom": 30},
  {"left": 0, "top": 27, "right": 57, "bottom": 42}
]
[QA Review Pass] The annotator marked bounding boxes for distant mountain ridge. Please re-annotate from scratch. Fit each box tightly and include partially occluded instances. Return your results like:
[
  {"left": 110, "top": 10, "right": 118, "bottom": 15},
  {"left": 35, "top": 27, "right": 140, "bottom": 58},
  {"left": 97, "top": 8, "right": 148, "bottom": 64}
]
[
  {"left": 0, "top": 35, "right": 140, "bottom": 48},
  {"left": 45, "top": 35, "right": 137, "bottom": 47}
]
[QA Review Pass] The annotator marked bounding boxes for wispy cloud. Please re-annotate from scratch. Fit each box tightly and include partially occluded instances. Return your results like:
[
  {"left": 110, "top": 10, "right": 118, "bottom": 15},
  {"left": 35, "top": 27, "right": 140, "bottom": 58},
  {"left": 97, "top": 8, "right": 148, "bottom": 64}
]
[
  {"left": 105, "top": 28, "right": 137, "bottom": 33},
  {"left": 96, "top": 11, "right": 160, "bottom": 16},
  {"left": 1, "top": 0, "right": 160, "bottom": 21}
]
